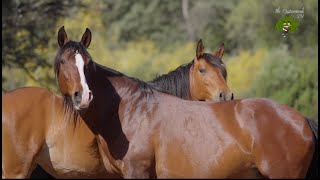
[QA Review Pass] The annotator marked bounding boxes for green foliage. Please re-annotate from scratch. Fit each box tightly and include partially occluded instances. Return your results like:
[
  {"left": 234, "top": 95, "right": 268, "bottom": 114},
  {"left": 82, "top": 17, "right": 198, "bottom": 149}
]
[
  {"left": 226, "top": 49, "right": 267, "bottom": 97},
  {"left": 101, "top": 0, "right": 184, "bottom": 49},
  {"left": 247, "top": 46, "right": 318, "bottom": 122},
  {"left": 2, "top": 0, "right": 85, "bottom": 92},
  {"left": 101, "top": 0, "right": 238, "bottom": 51},
  {"left": 225, "top": 0, "right": 263, "bottom": 51}
]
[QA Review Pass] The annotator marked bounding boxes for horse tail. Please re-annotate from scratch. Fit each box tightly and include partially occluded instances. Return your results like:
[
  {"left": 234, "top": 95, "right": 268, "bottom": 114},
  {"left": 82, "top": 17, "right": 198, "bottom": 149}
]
[{"left": 305, "top": 117, "right": 318, "bottom": 179}]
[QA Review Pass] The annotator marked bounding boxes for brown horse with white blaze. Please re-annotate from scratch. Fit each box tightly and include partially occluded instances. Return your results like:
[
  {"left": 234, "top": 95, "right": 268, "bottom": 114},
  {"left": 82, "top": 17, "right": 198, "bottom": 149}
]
[
  {"left": 2, "top": 36, "right": 232, "bottom": 178},
  {"left": 54, "top": 27, "right": 317, "bottom": 178}
]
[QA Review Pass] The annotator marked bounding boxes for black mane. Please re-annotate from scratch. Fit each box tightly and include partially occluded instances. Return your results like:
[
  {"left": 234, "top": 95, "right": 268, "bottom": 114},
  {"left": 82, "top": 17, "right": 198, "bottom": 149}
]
[
  {"left": 149, "top": 63, "right": 192, "bottom": 99},
  {"left": 94, "top": 63, "right": 164, "bottom": 96},
  {"left": 148, "top": 53, "right": 227, "bottom": 100}
]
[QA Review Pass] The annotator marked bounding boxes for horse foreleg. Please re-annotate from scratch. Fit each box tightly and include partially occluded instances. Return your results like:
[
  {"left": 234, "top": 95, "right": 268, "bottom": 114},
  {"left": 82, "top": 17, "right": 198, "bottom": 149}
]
[
  {"left": 122, "top": 158, "right": 152, "bottom": 178},
  {"left": 2, "top": 155, "right": 38, "bottom": 179},
  {"left": 2, "top": 131, "right": 42, "bottom": 178},
  {"left": 121, "top": 142, "right": 155, "bottom": 178}
]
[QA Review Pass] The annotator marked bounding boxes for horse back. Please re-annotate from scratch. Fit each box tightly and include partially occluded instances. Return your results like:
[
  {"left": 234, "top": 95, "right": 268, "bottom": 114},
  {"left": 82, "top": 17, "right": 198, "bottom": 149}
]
[{"left": 2, "top": 87, "right": 61, "bottom": 133}]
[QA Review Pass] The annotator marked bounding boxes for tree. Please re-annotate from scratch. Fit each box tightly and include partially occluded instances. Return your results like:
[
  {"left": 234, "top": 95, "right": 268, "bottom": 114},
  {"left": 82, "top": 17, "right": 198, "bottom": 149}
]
[
  {"left": 102, "top": 0, "right": 184, "bottom": 49},
  {"left": 101, "top": 0, "right": 237, "bottom": 51},
  {"left": 2, "top": 0, "right": 85, "bottom": 90}
]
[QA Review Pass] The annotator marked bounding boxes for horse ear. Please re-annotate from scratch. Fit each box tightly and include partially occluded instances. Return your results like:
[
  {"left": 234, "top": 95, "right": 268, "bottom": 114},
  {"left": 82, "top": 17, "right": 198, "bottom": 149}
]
[
  {"left": 80, "top": 28, "right": 92, "bottom": 48},
  {"left": 196, "top": 39, "right": 205, "bottom": 60},
  {"left": 58, "top": 26, "right": 68, "bottom": 47},
  {"left": 213, "top": 43, "right": 225, "bottom": 59}
]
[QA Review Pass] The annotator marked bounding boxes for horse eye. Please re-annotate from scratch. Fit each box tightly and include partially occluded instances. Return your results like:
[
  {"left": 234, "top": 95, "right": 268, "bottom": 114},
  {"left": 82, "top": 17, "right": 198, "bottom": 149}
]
[
  {"left": 199, "top": 68, "right": 206, "bottom": 74},
  {"left": 60, "top": 59, "right": 65, "bottom": 64}
]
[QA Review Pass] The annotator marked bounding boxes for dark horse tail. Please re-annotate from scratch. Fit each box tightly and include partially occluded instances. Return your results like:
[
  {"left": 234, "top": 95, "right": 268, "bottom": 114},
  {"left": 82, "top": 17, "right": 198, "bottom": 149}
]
[{"left": 305, "top": 117, "right": 318, "bottom": 179}]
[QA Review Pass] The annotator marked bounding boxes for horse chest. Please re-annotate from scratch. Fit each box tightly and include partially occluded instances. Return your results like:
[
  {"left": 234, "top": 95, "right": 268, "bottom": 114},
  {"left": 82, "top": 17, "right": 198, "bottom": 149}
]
[{"left": 42, "top": 121, "right": 108, "bottom": 178}]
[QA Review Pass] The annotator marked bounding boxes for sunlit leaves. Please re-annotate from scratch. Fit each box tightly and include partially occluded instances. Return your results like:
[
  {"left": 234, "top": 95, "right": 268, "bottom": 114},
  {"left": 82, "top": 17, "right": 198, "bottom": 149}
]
[{"left": 226, "top": 49, "right": 267, "bottom": 97}]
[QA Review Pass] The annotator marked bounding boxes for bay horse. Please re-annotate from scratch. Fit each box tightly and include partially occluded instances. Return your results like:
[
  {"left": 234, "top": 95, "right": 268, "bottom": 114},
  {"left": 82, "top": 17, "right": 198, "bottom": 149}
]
[
  {"left": 54, "top": 27, "right": 318, "bottom": 178},
  {"left": 2, "top": 38, "right": 232, "bottom": 178},
  {"left": 148, "top": 40, "right": 233, "bottom": 102},
  {"left": 2, "top": 87, "right": 116, "bottom": 179}
]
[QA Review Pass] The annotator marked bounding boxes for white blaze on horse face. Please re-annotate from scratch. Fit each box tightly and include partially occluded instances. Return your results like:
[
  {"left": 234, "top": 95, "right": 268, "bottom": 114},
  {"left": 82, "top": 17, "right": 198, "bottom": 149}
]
[{"left": 75, "top": 52, "right": 92, "bottom": 108}]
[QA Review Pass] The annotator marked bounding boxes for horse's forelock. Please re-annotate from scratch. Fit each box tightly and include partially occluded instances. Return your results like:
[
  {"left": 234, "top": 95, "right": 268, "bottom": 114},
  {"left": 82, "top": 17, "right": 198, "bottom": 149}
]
[
  {"left": 202, "top": 53, "right": 227, "bottom": 80},
  {"left": 54, "top": 41, "right": 92, "bottom": 78}
]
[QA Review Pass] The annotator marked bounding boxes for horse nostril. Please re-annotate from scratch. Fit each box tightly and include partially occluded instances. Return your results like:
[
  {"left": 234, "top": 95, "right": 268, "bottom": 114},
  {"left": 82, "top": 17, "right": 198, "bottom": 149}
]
[
  {"left": 219, "top": 91, "right": 226, "bottom": 101},
  {"left": 89, "top": 91, "right": 93, "bottom": 101},
  {"left": 74, "top": 91, "right": 80, "bottom": 98},
  {"left": 74, "top": 91, "right": 81, "bottom": 104},
  {"left": 231, "top": 93, "right": 234, "bottom": 100}
]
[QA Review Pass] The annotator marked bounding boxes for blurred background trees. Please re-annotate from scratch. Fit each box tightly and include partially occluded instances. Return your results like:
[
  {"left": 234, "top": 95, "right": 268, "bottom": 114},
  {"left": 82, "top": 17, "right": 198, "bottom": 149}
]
[{"left": 2, "top": 0, "right": 318, "bottom": 123}]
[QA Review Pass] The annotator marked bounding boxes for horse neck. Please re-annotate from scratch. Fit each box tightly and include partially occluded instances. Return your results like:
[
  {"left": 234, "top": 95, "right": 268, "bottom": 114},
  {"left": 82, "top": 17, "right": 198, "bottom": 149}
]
[
  {"left": 81, "top": 63, "right": 149, "bottom": 133},
  {"left": 148, "top": 62, "right": 192, "bottom": 100},
  {"left": 79, "top": 62, "right": 151, "bottom": 160},
  {"left": 96, "top": 63, "right": 148, "bottom": 100}
]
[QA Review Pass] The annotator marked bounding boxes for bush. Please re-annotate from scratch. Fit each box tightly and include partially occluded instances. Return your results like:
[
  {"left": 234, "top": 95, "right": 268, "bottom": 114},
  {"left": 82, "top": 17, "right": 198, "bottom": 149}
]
[{"left": 247, "top": 46, "right": 318, "bottom": 123}]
